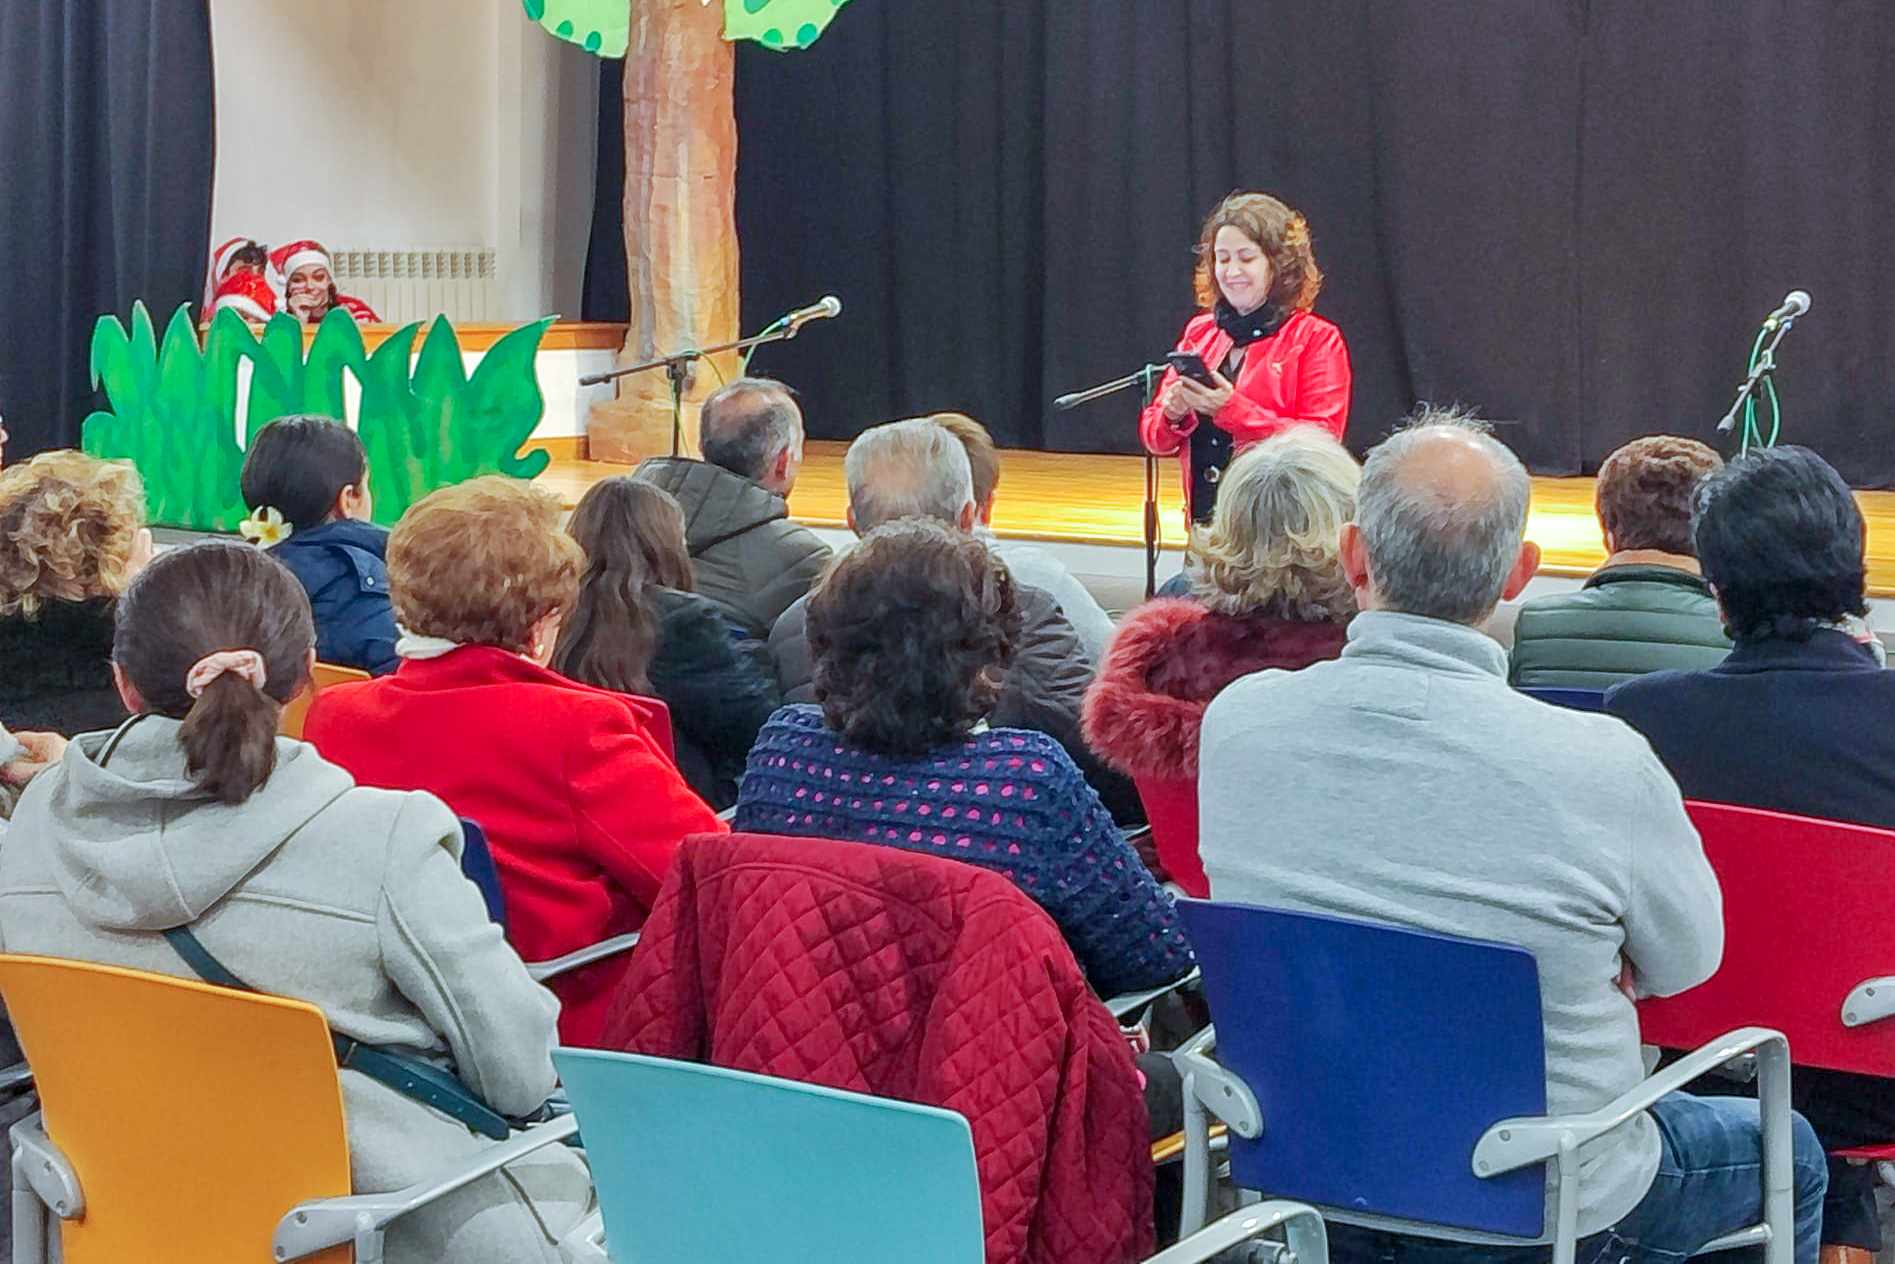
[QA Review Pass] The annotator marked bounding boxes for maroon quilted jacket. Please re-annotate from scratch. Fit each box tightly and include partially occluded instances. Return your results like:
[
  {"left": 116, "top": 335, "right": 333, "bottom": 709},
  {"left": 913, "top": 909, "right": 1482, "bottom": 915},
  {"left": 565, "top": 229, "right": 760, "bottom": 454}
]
[{"left": 600, "top": 832, "right": 1154, "bottom": 1264}]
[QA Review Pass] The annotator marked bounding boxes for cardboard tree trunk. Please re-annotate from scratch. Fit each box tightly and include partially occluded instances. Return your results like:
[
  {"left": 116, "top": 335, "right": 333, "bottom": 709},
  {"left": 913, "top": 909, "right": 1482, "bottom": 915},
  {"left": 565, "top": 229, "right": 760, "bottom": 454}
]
[{"left": 585, "top": 0, "right": 741, "bottom": 463}]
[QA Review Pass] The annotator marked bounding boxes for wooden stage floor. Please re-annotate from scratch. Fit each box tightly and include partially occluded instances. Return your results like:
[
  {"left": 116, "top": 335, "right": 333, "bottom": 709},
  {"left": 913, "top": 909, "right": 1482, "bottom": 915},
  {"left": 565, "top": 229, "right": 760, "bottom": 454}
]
[{"left": 535, "top": 440, "right": 1895, "bottom": 598}]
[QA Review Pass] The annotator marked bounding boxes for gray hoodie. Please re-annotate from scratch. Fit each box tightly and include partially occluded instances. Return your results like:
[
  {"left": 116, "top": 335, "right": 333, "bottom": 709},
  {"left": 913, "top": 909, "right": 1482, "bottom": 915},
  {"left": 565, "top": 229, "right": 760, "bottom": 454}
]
[{"left": 0, "top": 716, "right": 589, "bottom": 1262}]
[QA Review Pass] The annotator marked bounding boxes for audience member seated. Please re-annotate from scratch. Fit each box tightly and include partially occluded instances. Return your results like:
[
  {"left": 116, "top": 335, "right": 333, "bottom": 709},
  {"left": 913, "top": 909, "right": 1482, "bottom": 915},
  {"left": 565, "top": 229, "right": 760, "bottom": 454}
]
[
  {"left": 1199, "top": 411, "right": 1826, "bottom": 1264},
  {"left": 1607, "top": 445, "right": 1890, "bottom": 823},
  {"left": 0, "top": 540, "right": 590, "bottom": 1264},
  {"left": 1083, "top": 429, "right": 1357, "bottom": 895},
  {"left": 0, "top": 450, "right": 152, "bottom": 734},
  {"left": 933, "top": 411, "right": 1116, "bottom": 661},
  {"left": 551, "top": 476, "right": 781, "bottom": 810},
  {"left": 738, "top": 519, "right": 1193, "bottom": 997},
  {"left": 239, "top": 414, "right": 398, "bottom": 675},
  {"left": 1607, "top": 445, "right": 1892, "bottom": 1257},
  {"left": 770, "top": 417, "right": 1093, "bottom": 741},
  {"left": 635, "top": 377, "right": 831, "bottom": 639},
  {"left": 1511, "top": 435, "right": 1729, "bottom": 688},
  {"left": 304, "top": 477, "right": 725, "bottom": 1045}
]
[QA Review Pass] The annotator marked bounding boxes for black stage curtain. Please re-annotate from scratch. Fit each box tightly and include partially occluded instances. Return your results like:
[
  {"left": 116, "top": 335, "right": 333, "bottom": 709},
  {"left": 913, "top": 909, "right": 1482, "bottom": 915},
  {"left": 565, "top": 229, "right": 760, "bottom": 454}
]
[
  {"left": 0, "top": 0, "right": 216, "bottom": 457},
  {"left": 723, "top": 0, "right": 1895, "bottom": 485},
  {"left": 581, "top": 58, "right": 630, "bottom": 323}
]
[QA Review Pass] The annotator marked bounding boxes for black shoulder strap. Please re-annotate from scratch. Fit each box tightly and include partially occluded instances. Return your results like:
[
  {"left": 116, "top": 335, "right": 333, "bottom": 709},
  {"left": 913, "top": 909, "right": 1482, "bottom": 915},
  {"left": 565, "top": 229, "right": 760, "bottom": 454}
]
[
  {"left": 163, "top": 925, "right": 510, "bottom": 1140},
  {"left": 689, "top": 514, "right": 774, "bottom": 555}
]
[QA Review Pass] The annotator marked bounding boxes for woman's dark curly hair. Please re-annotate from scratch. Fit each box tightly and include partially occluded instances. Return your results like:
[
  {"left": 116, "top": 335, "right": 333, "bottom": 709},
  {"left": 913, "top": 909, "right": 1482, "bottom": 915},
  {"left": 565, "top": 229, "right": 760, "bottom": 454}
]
[
  {"left": 807, "top": 519, "right": 1022, "bottom": 757},
  {"left": 1192, "top": 191, "right": 1324, "bottom": 314},
  {"left": 1694, "top": 445, "right": 1868, "bottom": 643}
]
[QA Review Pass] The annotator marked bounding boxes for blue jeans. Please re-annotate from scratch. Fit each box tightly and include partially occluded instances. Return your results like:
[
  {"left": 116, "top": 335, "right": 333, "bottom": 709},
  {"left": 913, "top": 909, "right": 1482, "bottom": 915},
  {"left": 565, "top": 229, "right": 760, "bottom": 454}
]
[{"left": 1327, "top": 1092, "right": 1828, "bottom": 1264}]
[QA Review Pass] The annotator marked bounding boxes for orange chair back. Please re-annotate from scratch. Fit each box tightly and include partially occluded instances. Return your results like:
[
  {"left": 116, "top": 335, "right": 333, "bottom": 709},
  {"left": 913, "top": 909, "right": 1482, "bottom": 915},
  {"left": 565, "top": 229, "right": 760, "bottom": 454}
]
[
  {"left": 0, "top": 954, "right": 354, "bottom": 1263},
  {"left": 280, "top": 662, "right": 371, "bottom": 741}
]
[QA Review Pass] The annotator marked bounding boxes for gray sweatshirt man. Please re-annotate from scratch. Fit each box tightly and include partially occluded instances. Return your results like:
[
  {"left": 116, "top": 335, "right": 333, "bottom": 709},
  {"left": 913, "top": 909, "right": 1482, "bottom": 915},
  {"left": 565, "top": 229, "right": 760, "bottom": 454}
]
[{"left": 1200, "top": 416, "right": 1722, "bottom": 1235}]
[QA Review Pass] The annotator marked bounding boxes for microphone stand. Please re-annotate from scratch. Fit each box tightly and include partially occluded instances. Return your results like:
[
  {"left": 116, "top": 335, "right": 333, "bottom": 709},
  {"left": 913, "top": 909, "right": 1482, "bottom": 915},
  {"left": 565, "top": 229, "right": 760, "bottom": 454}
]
[
  {"left": 1055, "top": 363, "right": 1166, "bottom": 599},
  {"left": 1714, "top": 311, "right": 1800, "bottom": 449},
  {"left": 579, "top": 316, "right": 803, "bottom": 457}
]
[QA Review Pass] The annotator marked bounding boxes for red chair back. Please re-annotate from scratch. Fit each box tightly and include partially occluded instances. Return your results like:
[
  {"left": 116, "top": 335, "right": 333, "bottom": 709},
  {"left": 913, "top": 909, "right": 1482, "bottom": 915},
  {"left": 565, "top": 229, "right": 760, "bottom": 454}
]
[
  {"left": 1638, "top": 800, "right": 1895, "bottom": 1075},
  {"left": 1134, "top": 773, "right": 1206, "bottom": 898}
]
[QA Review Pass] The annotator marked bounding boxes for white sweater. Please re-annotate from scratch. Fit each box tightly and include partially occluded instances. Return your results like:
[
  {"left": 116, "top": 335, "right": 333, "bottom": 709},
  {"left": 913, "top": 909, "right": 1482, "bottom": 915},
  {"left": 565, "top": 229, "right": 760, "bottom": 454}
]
[{"left": 1200, "top": 610, "right": 1723, "bottom": 1235}]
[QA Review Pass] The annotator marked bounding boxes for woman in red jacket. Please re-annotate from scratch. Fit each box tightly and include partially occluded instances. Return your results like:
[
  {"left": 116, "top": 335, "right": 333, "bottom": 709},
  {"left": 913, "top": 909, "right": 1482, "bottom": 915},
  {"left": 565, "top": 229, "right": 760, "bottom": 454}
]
[
  {"left": 305, "top": 476, "right": 725, "bottom": 1045},
  {"left": 1083, "top": 430, "right": 1358, "bottom": 896},
  {"left": 1139, "top": 191, "right": 1352, "bottom": 526}
]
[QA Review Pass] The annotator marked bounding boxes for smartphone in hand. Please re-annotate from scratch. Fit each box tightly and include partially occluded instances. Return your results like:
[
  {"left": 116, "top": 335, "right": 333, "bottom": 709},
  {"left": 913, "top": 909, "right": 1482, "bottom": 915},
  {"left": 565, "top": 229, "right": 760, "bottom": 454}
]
[{"left": 1166, "top": 352, "right": 1219, "bottom": 388}]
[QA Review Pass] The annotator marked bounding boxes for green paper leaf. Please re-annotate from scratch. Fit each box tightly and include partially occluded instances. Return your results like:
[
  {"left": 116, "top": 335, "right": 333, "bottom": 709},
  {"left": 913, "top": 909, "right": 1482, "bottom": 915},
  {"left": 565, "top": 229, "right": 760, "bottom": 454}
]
[
  {"left": 84, "top": 305, "right": 557, "bottom": 531},
  {"left": 524, "top": 0, "right": 627, "bottom": 59},
  {"left": 724, "top": 0, "right": 853, "bottom": 50}
]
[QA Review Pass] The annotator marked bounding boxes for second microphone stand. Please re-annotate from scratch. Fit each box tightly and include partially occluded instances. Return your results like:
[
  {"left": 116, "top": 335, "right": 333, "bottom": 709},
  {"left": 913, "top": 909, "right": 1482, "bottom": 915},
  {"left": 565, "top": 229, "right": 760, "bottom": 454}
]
[
  {"left": 1055, "top": 363, "right": 1166, "bottom": 598},
  {"left": 579, "top": 316, "right": 799, "bottom": 456}
]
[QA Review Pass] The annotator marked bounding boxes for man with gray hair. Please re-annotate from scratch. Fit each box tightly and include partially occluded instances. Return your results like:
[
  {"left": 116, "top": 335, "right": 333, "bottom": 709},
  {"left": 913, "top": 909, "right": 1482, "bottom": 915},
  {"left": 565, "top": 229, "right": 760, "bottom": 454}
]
[
  {"left": 769, "top": 417, "right": 1098, "bottom": 782},
  {"left": 636, "top": 376, "right": 831, "bottom": 639},
  {"left": 1198, "top": 411, "right": 1825, "bottom": 1263}
]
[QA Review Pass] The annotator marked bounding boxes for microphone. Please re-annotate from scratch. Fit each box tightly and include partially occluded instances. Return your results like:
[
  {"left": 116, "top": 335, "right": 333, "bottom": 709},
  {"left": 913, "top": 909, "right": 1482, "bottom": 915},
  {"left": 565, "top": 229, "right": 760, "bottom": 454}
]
[
  {"left": 1762, "top": 289, "right": 1811, "bottom": 330},
  {"left": 781, "top": 295, "right": 842, "bottom": 335}
]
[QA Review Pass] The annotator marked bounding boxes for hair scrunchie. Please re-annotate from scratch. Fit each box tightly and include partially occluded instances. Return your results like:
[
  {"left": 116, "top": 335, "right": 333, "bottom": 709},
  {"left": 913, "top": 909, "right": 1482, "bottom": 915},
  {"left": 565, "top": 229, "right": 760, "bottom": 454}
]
[{"left": 184, "top": 649, "right": 268, "bottom": 699}]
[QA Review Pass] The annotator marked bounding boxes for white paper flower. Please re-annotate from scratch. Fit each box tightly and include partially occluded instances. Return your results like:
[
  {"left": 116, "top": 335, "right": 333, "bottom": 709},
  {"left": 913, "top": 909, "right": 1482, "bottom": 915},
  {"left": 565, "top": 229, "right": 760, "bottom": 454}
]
[{"left": 238, "top": 505, "right": 292, "bottom": 548}]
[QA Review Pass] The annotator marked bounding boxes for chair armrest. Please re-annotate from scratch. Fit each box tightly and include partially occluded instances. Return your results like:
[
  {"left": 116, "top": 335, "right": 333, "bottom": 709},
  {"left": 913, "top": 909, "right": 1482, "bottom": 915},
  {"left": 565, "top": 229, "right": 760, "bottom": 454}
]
[
  {"left": 273, "top": 1114, "right": 580, "bottom": 1260},
  {"left": 0, "top": 1062, "right": 33, "bottom": 1095},
  {"left": 1174, "top": 1022, "right": 1216, "bottom": 1059},
  {"left": 1472, "top": 1026, "right": 1786, "bottom": 1176},
  {"left": 557, "top": 1208, "right": 611, "bottom": 1262},
  {"left": 1108, "top": 967, "right": 1201, "bottom": 1020},
  {"left": 1843, "top": 977, "right": 1895, "bottom": 1027},
  {"left": 1146, "top": 1198, "right": 1329, "bottom": 1264},
  {"left": 10, "top": 1114, "right": 82, "bottom": 1221},
  {"left": 1175, "top": 1048, "right": 1263, "bottom": 1140},
  {"left": 527, "top": 933, "right": 641, "bottom": 983}
]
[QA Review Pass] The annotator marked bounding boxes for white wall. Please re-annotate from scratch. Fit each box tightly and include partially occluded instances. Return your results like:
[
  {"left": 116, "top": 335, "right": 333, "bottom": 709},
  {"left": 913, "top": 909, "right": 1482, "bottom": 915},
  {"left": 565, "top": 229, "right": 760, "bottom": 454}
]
[{"left": 208, "top": 0, "right": 599, "bottom": 320}]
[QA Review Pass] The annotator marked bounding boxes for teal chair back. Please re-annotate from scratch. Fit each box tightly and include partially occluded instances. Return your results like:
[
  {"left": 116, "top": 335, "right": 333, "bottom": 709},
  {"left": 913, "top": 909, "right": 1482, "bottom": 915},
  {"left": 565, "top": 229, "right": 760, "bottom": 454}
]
[{"left": 554, "top": 1048, "right": 986, "bottom": 1263}]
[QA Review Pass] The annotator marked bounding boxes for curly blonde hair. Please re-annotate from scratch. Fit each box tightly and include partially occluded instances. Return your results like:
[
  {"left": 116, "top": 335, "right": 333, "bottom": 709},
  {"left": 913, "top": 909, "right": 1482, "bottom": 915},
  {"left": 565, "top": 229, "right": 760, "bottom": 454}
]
[
  {"left": 0, "top": 450, "right": 147, "bottom": 618},
  {"left": 388, "top": 476, "right": 582, "bottom": 652},
  {"left": 1185, "top": 428, "right": 1360, "bottom": 621}
]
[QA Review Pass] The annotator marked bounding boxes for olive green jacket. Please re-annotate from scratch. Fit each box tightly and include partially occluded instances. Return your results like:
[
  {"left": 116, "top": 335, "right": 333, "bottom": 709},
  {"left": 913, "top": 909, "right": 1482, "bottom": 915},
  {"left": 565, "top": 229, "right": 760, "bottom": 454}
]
[{"left": 1509, "top": 565, "right": 1731, "bottom": 689}]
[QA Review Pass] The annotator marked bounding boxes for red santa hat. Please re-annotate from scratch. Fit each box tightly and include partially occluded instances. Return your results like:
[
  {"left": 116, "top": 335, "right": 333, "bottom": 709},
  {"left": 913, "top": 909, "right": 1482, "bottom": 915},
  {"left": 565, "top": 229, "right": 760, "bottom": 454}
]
[
  {"left": 203, "top": 237, "right": 258, "bottom": 310},
  {"left": 211, "top": 270, "right": 277, "bottom": 323},
  {"left": 270, "top": 239, "right": 332, "bottom": 281}
]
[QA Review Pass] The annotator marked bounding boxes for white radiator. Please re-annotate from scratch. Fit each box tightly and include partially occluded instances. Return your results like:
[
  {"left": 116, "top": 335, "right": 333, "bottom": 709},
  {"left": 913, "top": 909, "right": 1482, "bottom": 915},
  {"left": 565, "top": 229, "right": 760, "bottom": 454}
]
[{"left": 327, "top": 247, "right": 499, "bottom": 326}]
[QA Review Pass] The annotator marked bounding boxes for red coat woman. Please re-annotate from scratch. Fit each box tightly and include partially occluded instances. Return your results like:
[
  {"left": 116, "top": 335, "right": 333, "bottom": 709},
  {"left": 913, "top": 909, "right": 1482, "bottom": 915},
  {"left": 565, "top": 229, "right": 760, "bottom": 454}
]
[{"left": 1139, "top": 192, "right": 1351, "bottom": 526}]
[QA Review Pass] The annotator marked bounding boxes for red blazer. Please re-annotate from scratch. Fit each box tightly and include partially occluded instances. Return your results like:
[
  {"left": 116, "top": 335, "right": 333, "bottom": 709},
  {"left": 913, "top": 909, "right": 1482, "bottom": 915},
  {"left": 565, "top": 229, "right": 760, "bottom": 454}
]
[
  {"left": 604, "top": 833, "right": 1155, "bottom": 1264},
  {"left": 303, "top": 646, "right": 726, "bottom": 1045},
  {"left": 1138, "top": 308, "right": 1352, "bottom": 522}
]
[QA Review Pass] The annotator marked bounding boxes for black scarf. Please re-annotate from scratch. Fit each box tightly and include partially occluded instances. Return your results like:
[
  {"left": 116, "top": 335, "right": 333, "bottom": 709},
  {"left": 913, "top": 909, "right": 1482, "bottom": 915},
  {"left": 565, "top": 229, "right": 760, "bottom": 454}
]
[{"left": 1213, "top": 298, "right": 1287, "bottom": 347}]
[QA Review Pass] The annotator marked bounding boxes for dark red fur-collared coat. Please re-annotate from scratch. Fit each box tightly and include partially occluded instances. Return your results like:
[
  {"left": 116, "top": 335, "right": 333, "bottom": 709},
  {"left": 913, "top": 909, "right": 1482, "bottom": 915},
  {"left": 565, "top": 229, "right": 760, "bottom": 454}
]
[{"left": 1082, "top": 599, "right": 1347, "bottom": 895}]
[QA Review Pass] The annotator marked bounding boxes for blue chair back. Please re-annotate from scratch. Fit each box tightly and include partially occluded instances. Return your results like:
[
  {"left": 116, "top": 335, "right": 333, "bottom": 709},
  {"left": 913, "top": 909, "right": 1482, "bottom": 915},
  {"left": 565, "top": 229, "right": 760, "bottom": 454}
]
[
  {"left": 1517, "top": 686, "right": 1607, "bottom": 712},
  {"left": 1179, "top": 900, "right": 1549, "bottom": 1237},
  {"left": 554, "top": 1048, "right": 985, "bottom": 1264},
  {"left": 457, "top": 819, "right": 509, "bottom": 930}
]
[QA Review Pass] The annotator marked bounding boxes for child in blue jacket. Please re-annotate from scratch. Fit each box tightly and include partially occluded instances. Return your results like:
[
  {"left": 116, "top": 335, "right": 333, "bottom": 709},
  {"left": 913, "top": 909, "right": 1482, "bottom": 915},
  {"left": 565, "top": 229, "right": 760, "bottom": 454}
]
[{"left": 239, "top": 416, "right": 398, "bottom": 674}]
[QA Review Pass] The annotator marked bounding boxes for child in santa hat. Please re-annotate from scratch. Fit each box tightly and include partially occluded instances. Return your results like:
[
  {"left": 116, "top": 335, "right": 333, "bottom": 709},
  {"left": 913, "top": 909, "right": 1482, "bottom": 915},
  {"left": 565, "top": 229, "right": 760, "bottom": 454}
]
[
  {"left": 201, "top": 237, "right": 270, "bottom": 317},
  {"left": 209, "top": 270, "right": 277, "bottom": 326},
  {"left": 271, "top": 240, "right": 381, "bottom": 326}
]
